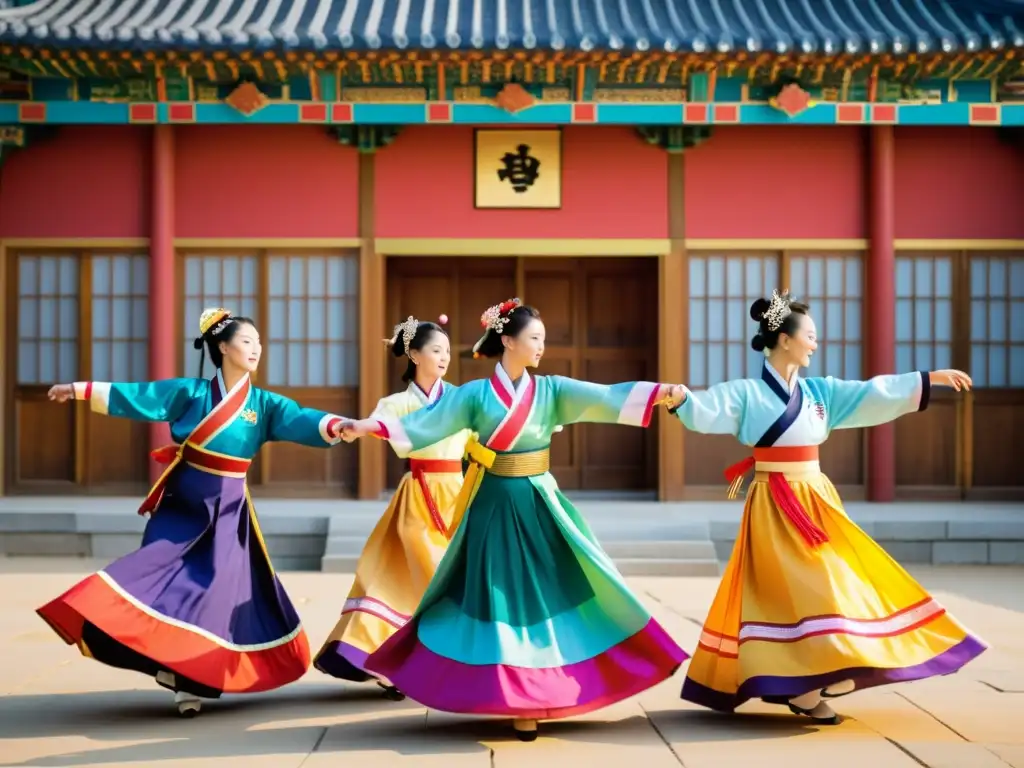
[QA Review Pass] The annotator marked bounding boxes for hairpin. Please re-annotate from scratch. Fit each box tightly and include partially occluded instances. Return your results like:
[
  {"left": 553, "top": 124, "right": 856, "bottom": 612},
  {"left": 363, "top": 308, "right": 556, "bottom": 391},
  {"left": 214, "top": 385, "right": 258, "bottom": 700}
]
[
  {"left": 480, "top": 298, "right": 520, "bottom": 334},
  {"left": 199, "top": 307, "right": 233, "bottom": 336},
  {"left": 762, "top": 289, "right": 792, "bottom": 332},
  {"left": 384, "top": 316, "right": 419, "bottom": 355}
]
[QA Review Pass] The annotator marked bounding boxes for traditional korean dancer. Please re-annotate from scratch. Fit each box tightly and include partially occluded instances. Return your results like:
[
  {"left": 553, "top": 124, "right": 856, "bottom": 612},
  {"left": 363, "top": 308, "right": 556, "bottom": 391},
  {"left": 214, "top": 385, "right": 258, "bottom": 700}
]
[
  {"left": 314, "top": 315, "right": 471, "bottom": 700},
  {"left": 671, "top": 290, "right": 986, "bottom": 724},
  {"left": 341, "top": 299, "right": 688, "bottom": 741},
  {"left": 38, "top": 308, "right": 350, "bottom": 718}
]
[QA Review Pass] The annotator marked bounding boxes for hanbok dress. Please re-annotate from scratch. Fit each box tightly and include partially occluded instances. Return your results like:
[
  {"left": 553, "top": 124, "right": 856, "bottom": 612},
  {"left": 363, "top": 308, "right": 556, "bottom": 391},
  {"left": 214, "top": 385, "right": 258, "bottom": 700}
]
[
  {"left": 674, "top": 362, "right": 986, "bottom": 712},
  {"left": 315, "top": 379, "right": 471, "bottom": 682},
  {"left": 37, "top": 371, "right": 348, "bottom": 698},
  {"left": 363, "top": 363, "right": 687, "bottom": 719}
]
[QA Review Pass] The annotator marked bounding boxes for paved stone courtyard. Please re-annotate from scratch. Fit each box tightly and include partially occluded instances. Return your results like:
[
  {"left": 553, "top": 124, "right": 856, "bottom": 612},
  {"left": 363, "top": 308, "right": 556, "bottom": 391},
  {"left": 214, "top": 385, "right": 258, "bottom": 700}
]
[{"left": 1, "top": 558, "right": 1023, "bottom": 767}]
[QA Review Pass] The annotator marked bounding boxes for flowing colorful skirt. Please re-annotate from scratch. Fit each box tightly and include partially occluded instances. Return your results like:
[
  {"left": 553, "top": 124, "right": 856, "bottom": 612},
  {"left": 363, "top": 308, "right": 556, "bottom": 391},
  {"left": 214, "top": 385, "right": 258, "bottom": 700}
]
[
  {"left": 365, "top": 468, "right": 687, "bottom": 719},
  {"left": 682, "top": 468, "right": 987, "bottom": 712},
  {"left": 36, "top": 464, "right": 310, "bottom": 697},
  {"left": 315, "top": 460, "right": 465, "bottom": 681}
]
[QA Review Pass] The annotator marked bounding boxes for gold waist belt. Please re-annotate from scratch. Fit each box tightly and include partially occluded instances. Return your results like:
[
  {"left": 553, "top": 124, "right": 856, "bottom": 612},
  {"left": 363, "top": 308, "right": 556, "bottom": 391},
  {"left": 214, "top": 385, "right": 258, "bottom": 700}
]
[{"left": 488, "top": 449, "right": 551, "bottom": 478}]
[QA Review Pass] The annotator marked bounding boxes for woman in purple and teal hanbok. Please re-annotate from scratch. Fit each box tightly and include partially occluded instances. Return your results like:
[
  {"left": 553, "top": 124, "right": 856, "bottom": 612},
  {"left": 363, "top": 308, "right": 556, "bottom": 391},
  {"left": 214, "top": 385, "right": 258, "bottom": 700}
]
[
  {"left": 38, "top": 366, "right": 348, "bottom": 714},
  {"left": 359, "top": 362, "right": 688, "bottom": 732}
]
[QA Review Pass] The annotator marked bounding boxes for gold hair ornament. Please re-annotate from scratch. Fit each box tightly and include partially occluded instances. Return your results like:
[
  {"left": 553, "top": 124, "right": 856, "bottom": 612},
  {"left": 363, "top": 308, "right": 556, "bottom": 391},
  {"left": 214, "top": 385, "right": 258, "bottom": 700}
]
[
  {"left": 384, "top": 316, "right": 420, "bottom": 356},
  {"left": 762, "top": 289, "right": 792, "bottom": 333},
  {"left": 199, "top": 307, "right": 233, "bottom": 336}
]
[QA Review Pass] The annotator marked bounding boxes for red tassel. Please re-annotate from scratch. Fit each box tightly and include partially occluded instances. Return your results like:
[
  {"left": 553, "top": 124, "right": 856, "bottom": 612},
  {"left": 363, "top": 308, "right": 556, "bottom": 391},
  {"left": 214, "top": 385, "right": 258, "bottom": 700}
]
[
  {"left": 149, "top": 445, "right": 179, "bottom": 465},
  {"left": 724, "top": 456, "right": 755, "bottom": 484},
  {"left": 767, "top": 472, "right": 829, "bottom": 547}
]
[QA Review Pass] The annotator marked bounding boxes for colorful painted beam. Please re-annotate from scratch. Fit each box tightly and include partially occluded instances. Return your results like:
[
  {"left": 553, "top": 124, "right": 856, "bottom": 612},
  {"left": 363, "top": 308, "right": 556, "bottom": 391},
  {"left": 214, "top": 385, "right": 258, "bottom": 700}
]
[{"left": 1, "top": 100, "right": 1021, "bottom": 127}]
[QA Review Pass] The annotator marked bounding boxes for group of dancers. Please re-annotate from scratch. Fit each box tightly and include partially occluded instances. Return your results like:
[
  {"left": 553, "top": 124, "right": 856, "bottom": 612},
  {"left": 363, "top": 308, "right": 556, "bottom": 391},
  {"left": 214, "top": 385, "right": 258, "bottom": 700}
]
[{"left": 40, "top": 292, "right": 985, "bottom": 740}]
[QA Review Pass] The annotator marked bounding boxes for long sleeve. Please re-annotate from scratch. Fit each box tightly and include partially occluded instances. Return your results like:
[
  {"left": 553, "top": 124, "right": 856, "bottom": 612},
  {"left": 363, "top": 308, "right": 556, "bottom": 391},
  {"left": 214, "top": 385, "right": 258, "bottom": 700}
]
[
  {"left": 375, "top": 384, "right": 476, "bottom": 456},
  {"left": 263, "top": 391, "right": 346, "bottom": 448},
  {"left": 369, "top": 396, "right": 413, "bottom": 459},
  {"left": 672, "top": 381, "right": 747, "bottom": 437},
  {"left": 813, "top": 371, "right": 930, "bottom": 431},
  {"left": 551, "top": 376, "right": 661, "bottom": 427},
  {"left": 72, "top": 379, "right": 201, "bottom": 423}
]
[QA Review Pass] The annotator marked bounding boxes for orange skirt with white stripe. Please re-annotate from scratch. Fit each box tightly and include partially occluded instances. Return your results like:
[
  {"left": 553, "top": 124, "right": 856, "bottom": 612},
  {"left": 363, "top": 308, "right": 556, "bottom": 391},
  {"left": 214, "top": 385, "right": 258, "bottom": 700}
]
[{"left": 682, "top": 459, "right": 986, "bottom": 711}]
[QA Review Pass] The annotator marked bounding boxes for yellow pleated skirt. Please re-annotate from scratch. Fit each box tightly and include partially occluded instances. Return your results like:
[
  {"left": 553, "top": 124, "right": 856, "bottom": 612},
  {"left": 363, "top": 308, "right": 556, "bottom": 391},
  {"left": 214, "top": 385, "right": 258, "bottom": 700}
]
[
  {"left": 314, "top": 466, "right": 465, "bottom": 682},
  {"left": 682, "top": 468, "right": 987, "bottom": 711}
]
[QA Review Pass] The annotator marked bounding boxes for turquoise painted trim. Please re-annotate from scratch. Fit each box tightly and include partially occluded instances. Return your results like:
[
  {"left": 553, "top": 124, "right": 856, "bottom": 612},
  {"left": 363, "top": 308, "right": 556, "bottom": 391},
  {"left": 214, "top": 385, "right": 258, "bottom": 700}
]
[
  {"left": 0, "top": 101, "right": 1020, "bottom": 126},
  {"left": 737, "top": 104, "right": 839, "bottom": 125},
  {"left": 599, "top": 103, "right": 684, "bottom": 124},
  {"left": 894, "top": 102, "right": 970, "bottom": 125},
  {"left": 194, "top": 103, "right": 299, "bottom": 123},
  {"left": 453, "top": 103, "right": 572, "bottom": 123},
  {"left": 417, "top": 595, "right": 648, "bottom": 668},
  {"left": 1004, "top": 106, "right": 1024, "bottom": 126},
  {"left": 352, "top": 103, "right": 428, "bottom": 123}
]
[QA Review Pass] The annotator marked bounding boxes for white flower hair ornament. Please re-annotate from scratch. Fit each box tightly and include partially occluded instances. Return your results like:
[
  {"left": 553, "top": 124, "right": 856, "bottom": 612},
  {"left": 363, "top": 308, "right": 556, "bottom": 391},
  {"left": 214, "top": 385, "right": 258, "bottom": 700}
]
[
  {"left": 472, "top": 298, "right": 521, "bottom": 357},
  {"left": 762, "top": 289, "right": 793, "bottom": 332}
]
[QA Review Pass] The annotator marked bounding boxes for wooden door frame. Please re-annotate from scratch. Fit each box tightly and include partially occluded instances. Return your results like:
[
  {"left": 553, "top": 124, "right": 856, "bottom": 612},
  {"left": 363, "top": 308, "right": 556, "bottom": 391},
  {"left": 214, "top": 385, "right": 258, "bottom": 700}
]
[{"left": 377, "top": 243, "right": 668, "bottom": 498}]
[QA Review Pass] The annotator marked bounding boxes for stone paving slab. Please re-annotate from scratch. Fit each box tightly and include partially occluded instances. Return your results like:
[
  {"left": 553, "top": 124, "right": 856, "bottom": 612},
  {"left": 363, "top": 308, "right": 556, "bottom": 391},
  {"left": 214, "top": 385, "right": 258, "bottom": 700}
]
[{"left": 0, "top": 561, "right": 1022, "bottom": 767}]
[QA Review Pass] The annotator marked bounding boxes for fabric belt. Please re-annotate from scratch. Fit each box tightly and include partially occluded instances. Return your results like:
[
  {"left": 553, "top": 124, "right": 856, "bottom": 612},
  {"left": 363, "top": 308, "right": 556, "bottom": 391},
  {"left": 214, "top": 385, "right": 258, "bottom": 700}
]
[
  {"left": 141, "top": 442, "right": 252, "bottom": 517},
  {"left": 488, "top": 449, "right": 551, "bottom": 478},
  {"left": 406, "top": 458, "right": 463, "bottom": 539},
  {"left": 723, "top": 445, "right": 828, "bottom": 548}
]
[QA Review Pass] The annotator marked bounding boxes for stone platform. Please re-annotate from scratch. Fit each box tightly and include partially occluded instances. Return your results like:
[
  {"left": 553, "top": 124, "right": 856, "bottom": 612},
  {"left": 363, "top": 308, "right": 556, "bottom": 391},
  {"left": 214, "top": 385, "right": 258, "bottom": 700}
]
[
  {"left": 0, "top": 496, "right": 1021, "bottom": 574},
  {"left": 1, "top": 560, "right": 1022, "bottom": 767}
]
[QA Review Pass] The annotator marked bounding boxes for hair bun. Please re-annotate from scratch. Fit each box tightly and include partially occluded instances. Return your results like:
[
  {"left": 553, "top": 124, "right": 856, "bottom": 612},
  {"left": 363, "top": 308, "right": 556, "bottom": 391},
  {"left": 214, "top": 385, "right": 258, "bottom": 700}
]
[
  {"left": 749, "top": 297, "right": 771, "bottom": 322},
  {"left": 390, "top": 338, "right": 406, "bottom": 358},
  {"left": 751, "top": 334, "right": 766, "bottom": 352},
  {"left": 192, "top": 337, "right": 205, "bottom": 351}
]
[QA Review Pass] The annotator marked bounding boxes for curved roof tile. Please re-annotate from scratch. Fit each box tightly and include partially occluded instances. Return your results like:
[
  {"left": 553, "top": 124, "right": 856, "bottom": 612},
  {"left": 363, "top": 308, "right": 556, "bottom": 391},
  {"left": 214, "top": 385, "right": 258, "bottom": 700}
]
[{"left": 0, "top": 0, "right": 1020, "bottom": 53}]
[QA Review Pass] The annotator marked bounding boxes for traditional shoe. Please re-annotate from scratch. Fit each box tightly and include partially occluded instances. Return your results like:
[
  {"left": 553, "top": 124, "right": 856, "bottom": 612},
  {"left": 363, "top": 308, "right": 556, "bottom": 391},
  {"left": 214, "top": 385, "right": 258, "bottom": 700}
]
[
  {"left": 376, "top": 682, "right": 406, "bottom": 701},
  {"left": 174, "top": 690, "right": 202, "bottom": 718},
  {"left": 821, "top": 679, "right": 856, "bottom": 699},
  {"left": 788, "top": 700, "right": 839, "bottom": 725},
  {"left": 513, "top": 718, "right": 538, "bottom": 742}
]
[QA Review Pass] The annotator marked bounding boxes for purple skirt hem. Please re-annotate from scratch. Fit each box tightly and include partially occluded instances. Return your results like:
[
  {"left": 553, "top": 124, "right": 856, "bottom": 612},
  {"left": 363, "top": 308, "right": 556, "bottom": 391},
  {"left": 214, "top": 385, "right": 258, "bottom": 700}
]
[
  {"left": 681, "top": 634, "right": 988, "bottom": 712},
  {"left": 314, "top": 641, "right": 375, "bottom": 683}
]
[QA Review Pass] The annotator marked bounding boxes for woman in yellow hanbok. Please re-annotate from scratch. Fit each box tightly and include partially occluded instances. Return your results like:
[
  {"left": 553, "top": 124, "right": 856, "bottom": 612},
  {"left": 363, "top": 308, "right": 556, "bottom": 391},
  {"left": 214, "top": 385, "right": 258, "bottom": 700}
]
[
  {"left": 670, "top": 290, "right": 985, "bottom": 724},
  {"left": 314, "top": 316, "right": 470, "bottom": 699}
]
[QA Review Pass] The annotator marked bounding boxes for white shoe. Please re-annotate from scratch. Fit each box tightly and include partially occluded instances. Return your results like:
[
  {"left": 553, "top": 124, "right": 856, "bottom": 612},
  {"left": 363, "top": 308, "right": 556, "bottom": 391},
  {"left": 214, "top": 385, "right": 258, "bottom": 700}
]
[{"left": 174, "top": 690, "right": 202, "bottom": 718}]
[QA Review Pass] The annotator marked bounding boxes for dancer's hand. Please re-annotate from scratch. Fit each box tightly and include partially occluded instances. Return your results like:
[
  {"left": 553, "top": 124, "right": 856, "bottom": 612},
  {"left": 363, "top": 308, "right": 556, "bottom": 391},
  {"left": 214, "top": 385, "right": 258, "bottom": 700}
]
[
  {"left": 929, "top": 369, "right": 972, "bottom": 392},
  {"left": 341, "top": 418, "right": 379, "bottom": 441},
  {"left": 656, "top": 384, "right": 687, "bottom": 409},
  {"left": 47, "top": 384, "right": 74, "bottom": 403}
]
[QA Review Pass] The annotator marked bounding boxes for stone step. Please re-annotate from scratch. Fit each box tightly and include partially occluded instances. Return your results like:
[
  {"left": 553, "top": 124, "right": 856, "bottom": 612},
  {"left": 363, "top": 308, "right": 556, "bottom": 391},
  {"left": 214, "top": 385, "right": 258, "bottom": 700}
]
[{"left": 321, "top": 553, "right": 722, "bottom": 577}]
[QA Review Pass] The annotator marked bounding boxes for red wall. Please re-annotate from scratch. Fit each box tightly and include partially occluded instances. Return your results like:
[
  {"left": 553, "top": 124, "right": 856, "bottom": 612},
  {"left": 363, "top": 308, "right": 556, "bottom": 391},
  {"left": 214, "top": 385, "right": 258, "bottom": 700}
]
[
  {"left": 684, "top": 126, "right": 867, "bottom": 239},
  {"left": 374, "top": 126, "right": 669, "bottom": 239},
  {"left": 175, "top": 125, "right": 359, "bottom": 238},
  {"left": 0, "top": 125, "right": 150, "bottom": 238},
  {"left": 1, "top": 123, "right": 1020, "bottom": 242},
  {"left": 894, "top": 127, "right": 1024, "bottom": 239}
]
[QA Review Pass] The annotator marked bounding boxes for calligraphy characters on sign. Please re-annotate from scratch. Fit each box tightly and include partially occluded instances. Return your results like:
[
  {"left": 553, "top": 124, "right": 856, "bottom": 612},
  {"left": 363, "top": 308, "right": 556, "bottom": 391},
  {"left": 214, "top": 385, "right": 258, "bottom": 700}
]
[
  {"left": 474, "top": 129, "right": 561, "bottom": 209},
  {"left": 497, "top": 144, "right": 541, "bottom": 193}
]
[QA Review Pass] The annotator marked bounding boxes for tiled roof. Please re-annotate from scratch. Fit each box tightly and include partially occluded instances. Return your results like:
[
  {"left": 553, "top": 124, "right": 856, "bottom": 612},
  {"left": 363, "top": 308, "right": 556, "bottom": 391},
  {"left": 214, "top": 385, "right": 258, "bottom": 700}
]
[{"left": 0, "top": 0, "right": 1021, "bottom": 54}]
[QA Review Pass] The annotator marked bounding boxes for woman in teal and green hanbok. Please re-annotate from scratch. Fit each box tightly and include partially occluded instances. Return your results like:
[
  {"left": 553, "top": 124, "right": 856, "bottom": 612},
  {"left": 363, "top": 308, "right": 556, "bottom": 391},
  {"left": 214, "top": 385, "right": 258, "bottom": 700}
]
[{"left": 343, "top": 299, "right": 688, "bottom": 741}]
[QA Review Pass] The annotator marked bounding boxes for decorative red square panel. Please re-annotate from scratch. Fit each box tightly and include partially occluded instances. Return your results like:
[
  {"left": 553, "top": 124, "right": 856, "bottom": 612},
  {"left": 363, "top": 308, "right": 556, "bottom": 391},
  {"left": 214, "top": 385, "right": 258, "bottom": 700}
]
[
  {"left": 300, "top": 103, "right": 328, "bottom": 122},
  {"left": 572, "top": 103, "right": 596, "bottom": 122},
  {"left": 970, "top": 104, "right": 1000, "bottom": 124},
  {"left": 684, "top": 103, "right": 709, "bottom": 123},
  {"left": 18, "top": 102, "right": 46, "bottom": 122},
  {"left": 427, "top": 102, "right": 452, "bottom": 122},
  {"left": 129, "top": 103, "right": 157, "bottom": 123},
  {"left": 331, "top": 103, "right": 354, "bottom": 122},
  {"left": 871, "top": 104, "right": 897, "bottom": 123},
  {"left": 836, "top": 104, "right": 865, "bottom": 123},
  {"left": 713, "top": 104, "right": 739, "bottom": 123},
  {"left": 168, "top": 103, "right": 196, "bottom": 122}
]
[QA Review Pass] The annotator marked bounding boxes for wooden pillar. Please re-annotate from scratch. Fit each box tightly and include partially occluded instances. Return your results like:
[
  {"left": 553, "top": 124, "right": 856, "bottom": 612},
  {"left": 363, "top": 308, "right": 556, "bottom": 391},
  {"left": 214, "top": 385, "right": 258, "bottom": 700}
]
[
  {"left": 867, "top": 125, "right": 896, "bottom": 502},
  {"left": 659, "top": 151, "right": 686, "bottom": 501},
  {"left": 149, "top": 125, "right": 176, "bottom": 483},
  {"left": 357, "top": 151, "right": 386, "bottom": 500}
]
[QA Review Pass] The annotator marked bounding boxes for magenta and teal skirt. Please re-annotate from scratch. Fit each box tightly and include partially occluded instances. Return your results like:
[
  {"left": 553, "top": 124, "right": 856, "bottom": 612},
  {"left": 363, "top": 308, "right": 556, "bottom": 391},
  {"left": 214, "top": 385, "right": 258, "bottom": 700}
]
[
  {"left": 37, "top": 464, "right": 310, "bottom": 697},
  {"left": 365, "top": 472, "right": 687, "bottom": 719}
]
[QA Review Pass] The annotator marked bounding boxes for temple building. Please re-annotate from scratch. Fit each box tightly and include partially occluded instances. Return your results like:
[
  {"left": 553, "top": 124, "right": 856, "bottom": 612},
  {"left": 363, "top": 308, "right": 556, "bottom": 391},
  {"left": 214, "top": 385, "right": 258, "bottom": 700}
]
[{"left": 0, "top": 0, "right": 1021, "bottom": 502}]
